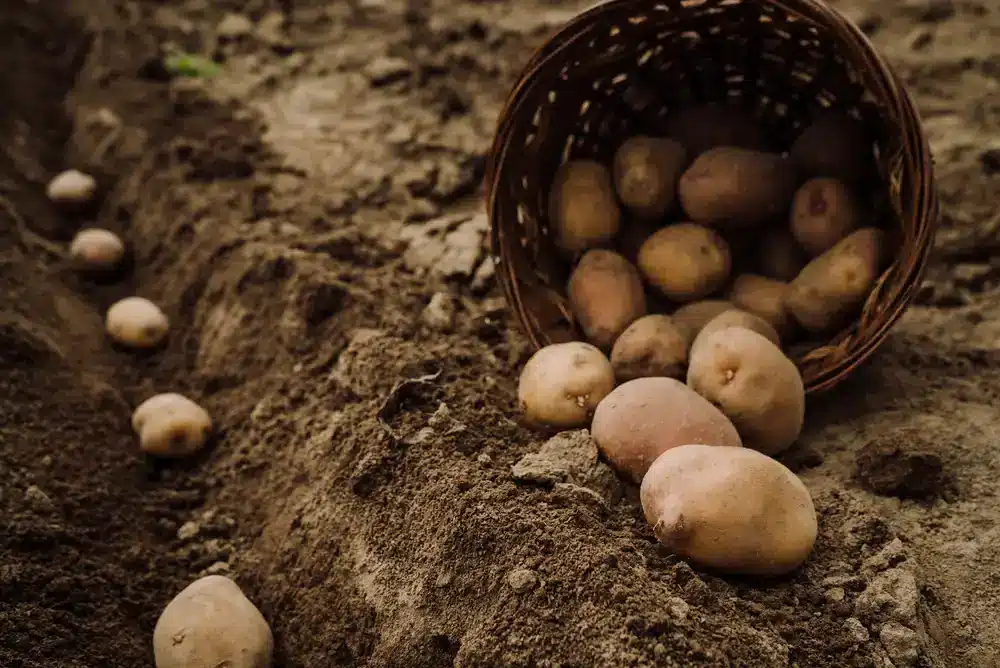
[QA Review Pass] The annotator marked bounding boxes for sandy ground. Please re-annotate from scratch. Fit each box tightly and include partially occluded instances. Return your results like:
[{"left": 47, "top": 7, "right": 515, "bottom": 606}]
[{"left": 2, "top": 0, "right": 1000, "bottom": 666}]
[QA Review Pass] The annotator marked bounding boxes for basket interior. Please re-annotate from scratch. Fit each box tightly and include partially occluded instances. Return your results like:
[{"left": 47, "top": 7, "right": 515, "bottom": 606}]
[{"left": 489, "top": 0, "right": 933, "bottom": 389}]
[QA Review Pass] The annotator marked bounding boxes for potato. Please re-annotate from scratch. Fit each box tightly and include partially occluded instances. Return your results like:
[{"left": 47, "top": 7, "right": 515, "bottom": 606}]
[
  {"left": 687, "top": 327, "right": 805, "bottom": 455},
  {"left": 591, "top": 377, "right": 742, "bottom": 483},
  {"left": 612, "top": 136, "right": 687, "bottom": 220},
  {"left": 132, "top": 393, "right": 213, "bottom": 457},
  {"left": 790, "top": 177, "right": 861, "bottom": 256},
  {"left": 757, "top": 227, "right": 807, "bottom": 281},
  {"left": 729, "top": 274, "right": 795, "bottom": 338},
  {"left": 786, "top": 227, "right": 885, "bottom": 333},
  {"left": 518, "top": 342, "right": 616, "bottom": 428},
  {"left": 106, "top": 296, "right": 170, "bottom": 349},
  {"left": 640, "top": 444, "right": 817, "bottom": 575},
  {"left": 790, "top": 111, "right": 869, "bottom": 183},
  {"left": 678, "top": 148, "right": 798, "bottom": 228},
  {"left": 46, "top": 169, "right": 97, "bottom": 208},
  {"left": 637, "top": 223, "right": 731, "bottom": 302},
  {"left": 690, "top": 309, "right": 781, "bottom": 360},
  {"left": 669, "top": 299, "right": 734, "bottom": 344},
  {"left": 548, "top": 160, "right": 622, "bottom": 253},
  {"left": 665, "top": 104, "right": 768, "bottom": 157},
  {"left": 153, "top": 575, "right": 274, "bottom": 668},
  {"left": 69, "top": 228, "right": 125, "bottom": 272},
  {"left": 567, "top": 250, "right": 646, "bottom": 349},
  {"left": 610, "top": 315, "right": 688, "bottom": 382}
]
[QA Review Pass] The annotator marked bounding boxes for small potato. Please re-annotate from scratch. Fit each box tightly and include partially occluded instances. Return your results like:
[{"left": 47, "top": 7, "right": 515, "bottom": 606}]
[
  {"left": 132, "top": 393, "right": 213, "bottom": 457},
  {"left": 153, "top": 575, "right": 274, "bottom": 668},
  {"left": 106, "top": 296, "right": 170, "bottom": 349},
  {"left": 687, "top": 327, "right": 805, "bottom": 455},
  {"left": 786, "top": 227, "right": 885, "bottom": 333},
  {"left": 669, "top": 299, "right": 734, "bottom": 344},
  {"left": 46, "top": 169, "right": 97, "bottom": 208},
  {"left": 678, "top": 148, "right": 798, "bottom": 228},
  {"left": 69, "top": 228, "right": 126, "bottom": 272},
  {"left": 612, "top": 136, "right": 688, "bottom": 220},
  {"left": 591, "top": 377, "right": 742, "bottom": 483},
  {"left": 729, "top": 274, "right": 795, "bottom": 338},
  {"left": 790, "top": 111, "right": 869, "bottom": 183},
  {"left": 637, "top": 223, "right": 731, "bottom": 302},
  {"left": 790, "top": 177, "right": 861, "bottom": 256},
  {"left": 567, "top": 250, "right": 646, "bottom": 350},
  {"left": 757, "top": 227, "right": 807, "bottom": 282},
  {"left": 548, "top": 160, "right": 622, "bottom": 253},
  {"left": 690, "top": 309, "right": 780, "bottom": 360},
  {"left": 640, "top": 444, "right": 817, "bottom": 575},
  {"left": 610, "top": 315, "right": 689, "bottom": 382},
  {"left": 518, "top": 342, "right": 616, "bottom": 429},
  {"left": 665, "top": 104, "right": 768, "bottom": 157}
]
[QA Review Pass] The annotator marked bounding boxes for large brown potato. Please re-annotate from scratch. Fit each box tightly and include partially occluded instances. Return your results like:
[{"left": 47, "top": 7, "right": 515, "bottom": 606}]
[
  {"left": 790, "top": 177, "right": 861, "bottom": 256},
  {"left": 567, "top": 249, "right": 647, "bottom": 350},
  {"left": 790, "top": 111, "right": 869, "bottom": 183},
  {"left": 637, "top": 223, "right": 731, "bottom": 302},
  {"left": 610, "top": 314, "right": 689, "bottom": 382},
  {"left": 518, "top": 342, "right": 616, "bottom": 429},
  {"left": 664, "top": 104, "right": 768, "bottom": 157},
  {"left": 678, "top": 148, "right": 798, "bottom": 228},
  {"left": 591, "top": 377, "right": 742, "bottom": 483},
  {"left": 640, "top": 444, "right": 817, "bottom": 575},
  {"left": 728, "top": 274, "right": 795, "bottom": 338},
  {"left": 756, "top": 227, "right": 807, "bottom": 282},
  {"left": 786, "top": 227, "right": 885, "bottom": 333},
  {"left": 669, "top": 299, "right": 735, "bottom": 344},
  {"left": 612, "top": 136, "right": 688, "bottom": 220},
  {"left": 687, "top": 327, "right": 805, "bottom": 456},
  {"left": 548, "top": 160, "right": 622, "bottom": 253}
]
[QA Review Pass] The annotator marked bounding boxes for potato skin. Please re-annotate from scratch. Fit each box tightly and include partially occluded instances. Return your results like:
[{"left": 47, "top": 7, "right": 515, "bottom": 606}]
[
  {"left": 790, "top": 177, "right": 861, "bottom": 256},
  {"left": 669, "top": 300, "right": 735, "bottom": 344},
  {"left": 678, "top": 148, "right": 798, "bottom": 228},
  {"left": 757, "top": 227, "right": 807, "bottom": 282},
  {"left": 591, "top": 377, "right": 742, "bottom": 483},
  {"left": 637, "top": 223, "right": 731, "bottom": 302},
  {"left": 518, "top": 342, "right": 616, "bottom": 429},
  {"left": 786, "top": 227, "right": 885, "bottom": 333},
  {"left": 612, "top": 136, "right": 688, "bottom": 220},
  {"left": 690, "top": 309, "right": 781, "bottom": 359},
  {"left": 566, "top": 249, "right": 646, "bottom": 350},
  {"left": 548, "top": 160, "right": 622, "bottom": 253},
  {"left": 640, "top": 444, "right": 817, "bottom": 575},
  {"left": 729, "top": 274, "right": 795, "bottom": 338},
  {"left": 665, "top": 104, "right": 768, "bottom": 157},
  {"left": 687, "top": 327, "right": 805, "bottom": 456},
  {"left": 790, "top": 111, "right": 868, "bottom": 183},
  {"left": 610, "top": 314, "right": 689, "bottom": 382}
]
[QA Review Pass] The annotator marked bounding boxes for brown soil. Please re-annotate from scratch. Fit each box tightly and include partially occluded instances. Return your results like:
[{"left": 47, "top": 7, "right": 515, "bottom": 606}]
[{"left": 1, "top": 0, "right": 999, "bottom": 666}]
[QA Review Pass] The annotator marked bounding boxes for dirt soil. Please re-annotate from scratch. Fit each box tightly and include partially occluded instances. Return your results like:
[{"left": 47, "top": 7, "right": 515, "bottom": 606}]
[{"left": 2, "top": 0, "right": 1000, "bottom": 666}]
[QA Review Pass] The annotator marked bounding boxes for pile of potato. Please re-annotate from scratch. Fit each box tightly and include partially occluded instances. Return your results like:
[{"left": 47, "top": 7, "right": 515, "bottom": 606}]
[{"left": 515, "top": 105, "right": 888, "bottom": 576}]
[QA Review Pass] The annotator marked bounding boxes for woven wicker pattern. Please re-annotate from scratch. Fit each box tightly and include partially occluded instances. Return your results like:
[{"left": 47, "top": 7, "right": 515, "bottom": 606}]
[{"left": 486, "top": 0, "right": 938, "bottom": 393}]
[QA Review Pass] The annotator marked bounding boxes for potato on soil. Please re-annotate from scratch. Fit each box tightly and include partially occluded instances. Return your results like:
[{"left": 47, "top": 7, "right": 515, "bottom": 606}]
[
  {"left": 756, "top": 227, "right": 807, "bottom": 282},
  {"left": 132, "top": 393, "right": 213, "bottom": 457},
  {"left": 637, "top": 223, "right": 731, "bottom": 302},
  {"left": 610, "top": 314, "right": 689, "bottom": 382},
  {"left": 153, "top": 574, "right": 273, "bottom": 668},
  {"left": 790, "top": 111, "right": 869, "bottom": 182},
  {"left": 669, "top": 299, "right": 735, "bottom": 344},
  {"left": 678, "top": 147, "right": 798, "bottom": 228},
  {"left": 69, "top": 228, "right": 125, "bottom": 272},
  {"left": 612, "top": 136, "right": 688, "bottom": 220},
  {"left": 105, "top": 296, "right": 170, "bottom": 349},
  {"left": 518, "top": 342, "right": 616, "bottom": 429},
  {"left": 687, "top": 327, "right": 805, "bottom": 456},
  {"left": 786, "top": 227, "right": 885, "bottom": 333},
  {"left": 790, "top": 177, "right": 861, "bottom": 256},
  {"left": 591, "top": 377, "right": 742, "bottom": 483},
  {"left": 729, "top": 274, "right": 795, "bottom": 338},
  {"left": 664, "top": 104, "right": 768, "bottom": 157},
  {"left": 548, "top": 160, "right": 622, "bottom": 253},
  {"left": 640, "top": 444, "right": 817, "bottom": 576},
  {"left": 46, "top": 169, "right": 97, "bottom": 208},
  {"left": 690, "top": 309, "right": 781, "bottom": 359},
  {"left": 567, "top": 249, "right": 647, "bottom": 350}
]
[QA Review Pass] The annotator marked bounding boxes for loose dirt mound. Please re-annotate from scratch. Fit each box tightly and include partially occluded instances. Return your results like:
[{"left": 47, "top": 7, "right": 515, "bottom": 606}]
[{"left": 2, "top": 1, "right": 1000, "bottom": 666}]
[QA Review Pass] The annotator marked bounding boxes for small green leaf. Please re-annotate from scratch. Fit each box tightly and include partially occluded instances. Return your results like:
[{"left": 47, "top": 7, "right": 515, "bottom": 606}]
[{"left": 163, "top": 53, "right": 221, "bottom": 78}]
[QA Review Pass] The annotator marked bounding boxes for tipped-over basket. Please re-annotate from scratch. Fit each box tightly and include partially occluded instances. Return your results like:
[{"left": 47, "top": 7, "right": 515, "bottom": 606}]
[{"left": 486, "top": 0, "right": 938, "bottom": 394}]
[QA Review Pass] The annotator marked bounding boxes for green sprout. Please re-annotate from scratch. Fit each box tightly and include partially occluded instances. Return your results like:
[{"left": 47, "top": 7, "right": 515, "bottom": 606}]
[{"left": 163, "top": 52, "right": 221, "bottom": 78}]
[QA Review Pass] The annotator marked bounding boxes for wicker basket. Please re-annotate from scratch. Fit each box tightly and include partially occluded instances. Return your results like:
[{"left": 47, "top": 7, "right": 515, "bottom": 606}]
[{"left": 486, "top": 0, "right": 938, "bottom": 394}]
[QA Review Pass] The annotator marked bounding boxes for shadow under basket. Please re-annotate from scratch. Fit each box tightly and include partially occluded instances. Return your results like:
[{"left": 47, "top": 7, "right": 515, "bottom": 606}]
[{"left": 486, "top": 0, "right": 939, "bottom": 394}]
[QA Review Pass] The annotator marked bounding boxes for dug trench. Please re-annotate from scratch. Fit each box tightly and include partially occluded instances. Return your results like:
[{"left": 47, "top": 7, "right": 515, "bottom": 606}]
[{"left": 3, "top": 0, "right": 1000, "bottom": 666}]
